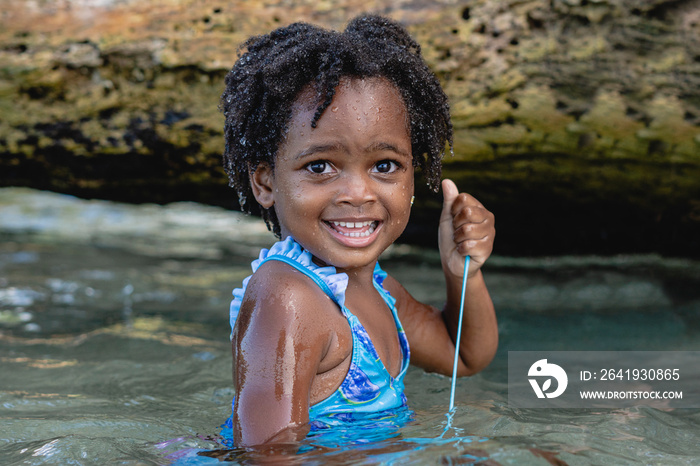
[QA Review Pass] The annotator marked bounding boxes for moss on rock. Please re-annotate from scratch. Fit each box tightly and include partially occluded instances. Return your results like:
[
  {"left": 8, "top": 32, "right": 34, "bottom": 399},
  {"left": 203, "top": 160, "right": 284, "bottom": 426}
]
[{"left": 0, "top": 0, "right": 698, "bottom": 255}]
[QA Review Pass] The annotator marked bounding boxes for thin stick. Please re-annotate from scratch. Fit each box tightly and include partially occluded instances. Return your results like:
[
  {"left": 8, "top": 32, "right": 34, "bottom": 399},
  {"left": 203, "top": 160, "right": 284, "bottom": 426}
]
[{"left": 449, "top": 255, "right": 470, "bottom": 411}]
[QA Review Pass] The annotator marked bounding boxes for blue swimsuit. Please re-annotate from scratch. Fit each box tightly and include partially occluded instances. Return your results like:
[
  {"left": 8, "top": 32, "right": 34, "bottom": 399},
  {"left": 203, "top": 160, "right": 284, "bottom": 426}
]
[{"left": 229, "top": 237, "right": 411, "bottom": 429}]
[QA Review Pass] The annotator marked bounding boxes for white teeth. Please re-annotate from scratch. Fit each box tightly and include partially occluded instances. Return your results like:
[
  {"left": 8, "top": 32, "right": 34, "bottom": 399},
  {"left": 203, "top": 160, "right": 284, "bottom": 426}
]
[
  {"left": 330, "top": 221, "right": 377, "bottom": 237},
  {"left": 332, "top": 221, "right": 374, "bottom": 229}
]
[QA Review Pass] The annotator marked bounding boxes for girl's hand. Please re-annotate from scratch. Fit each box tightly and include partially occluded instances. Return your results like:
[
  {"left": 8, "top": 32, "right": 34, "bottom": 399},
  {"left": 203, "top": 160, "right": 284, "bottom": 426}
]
[{"left": 438, "top": 179, "right": 495, "bottom": 278}]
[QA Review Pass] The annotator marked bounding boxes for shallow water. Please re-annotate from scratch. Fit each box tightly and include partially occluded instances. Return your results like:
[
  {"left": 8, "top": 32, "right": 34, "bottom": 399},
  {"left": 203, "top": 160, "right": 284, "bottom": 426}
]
[{"left": 2, "top": 189, "right": 700, "bottom": 464}]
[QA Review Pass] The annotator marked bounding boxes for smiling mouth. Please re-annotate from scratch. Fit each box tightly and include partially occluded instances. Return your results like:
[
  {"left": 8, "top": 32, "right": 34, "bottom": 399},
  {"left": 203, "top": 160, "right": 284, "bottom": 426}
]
[{"left": 327, "top": 220, "right": 378, "bottom": 238}]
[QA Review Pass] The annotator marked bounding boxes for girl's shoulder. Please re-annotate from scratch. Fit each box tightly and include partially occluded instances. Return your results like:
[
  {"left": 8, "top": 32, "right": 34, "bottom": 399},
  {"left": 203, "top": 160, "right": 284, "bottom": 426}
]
[
  {"left": 235, "top": 237, "right": 349, "bottom": 332},
  {"left": 246, "top": 237, "right": 348, "bottom": 303},
  {"left": 234, "top": 252, "right": 349, "bottom": 370},
  {"left": 245, "top": 259, "right": 338, "bottom": 316}
]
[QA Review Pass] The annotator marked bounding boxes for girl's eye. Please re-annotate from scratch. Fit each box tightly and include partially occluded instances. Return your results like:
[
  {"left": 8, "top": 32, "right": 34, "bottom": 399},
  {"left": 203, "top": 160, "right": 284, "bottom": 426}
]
[
  {"left": 374, "top": 160, "right": 399, "bottom": 173},
  {"left": 306, "top": 161, "right": 332, "bottom": 174}
]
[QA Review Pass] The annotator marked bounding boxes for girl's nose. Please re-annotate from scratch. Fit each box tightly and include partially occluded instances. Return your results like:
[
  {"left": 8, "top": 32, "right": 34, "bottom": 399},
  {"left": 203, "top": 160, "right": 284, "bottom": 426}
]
[{"left": 336, "top": 172, "right": 376, "bottom": 206}]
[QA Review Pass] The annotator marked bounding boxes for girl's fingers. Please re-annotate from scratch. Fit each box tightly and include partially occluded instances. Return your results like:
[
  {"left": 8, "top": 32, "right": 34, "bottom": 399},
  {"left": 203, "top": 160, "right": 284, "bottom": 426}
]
[
  {"left": 450, "top": 192, "right": 484, "bottom": 216},
  {"left": 453, "top": 210, "right": 494, "bottom": 241},
  {"left": 454, "top": 221, "right": 493, "bottom": 243},
  {"left": 439, "top": 181, "right": 495, "bottom": 264},
  {"left": 452, "top": 204, "right": 491, "bottom": 227},
  {"left": 450, "top": 194, "right": 495, "bottom": 258},
  {"left": 454, "top": 234, "right": 494, "bottom": 257},
  {"left": 454, "top": 204, "right": 493, "bottom": 227}
]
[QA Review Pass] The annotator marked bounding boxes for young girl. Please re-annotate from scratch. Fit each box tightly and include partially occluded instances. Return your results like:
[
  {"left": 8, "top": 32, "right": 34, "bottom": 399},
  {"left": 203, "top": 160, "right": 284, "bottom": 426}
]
[{"left": 220, "top": 14, "right": 497, "bottom": 448}]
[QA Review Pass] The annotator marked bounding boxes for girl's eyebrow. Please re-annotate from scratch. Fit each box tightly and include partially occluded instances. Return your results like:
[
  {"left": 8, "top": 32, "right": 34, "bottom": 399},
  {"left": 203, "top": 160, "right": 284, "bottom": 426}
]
[
  {"left": 366, "top": 142, "right": 411, "bottom": 158},
  {"left": 294, "top": 141, "right": 411, "bottom": 160},
  {"left": 294, "top": 143, "right": 344, "bottom": 160}
]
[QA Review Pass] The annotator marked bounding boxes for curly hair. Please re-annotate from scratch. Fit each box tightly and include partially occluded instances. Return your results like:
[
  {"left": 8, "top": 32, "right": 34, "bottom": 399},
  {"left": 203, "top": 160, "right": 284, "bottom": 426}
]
[{"left": 220, "top": 14, "right": 453, "bottom": 237}]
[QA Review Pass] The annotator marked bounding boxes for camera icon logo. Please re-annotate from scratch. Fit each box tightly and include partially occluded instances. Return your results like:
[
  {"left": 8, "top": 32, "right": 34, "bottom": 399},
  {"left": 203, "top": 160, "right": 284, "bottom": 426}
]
[{"left": 528, "top": 359, "right": 568, "bottom": 399}]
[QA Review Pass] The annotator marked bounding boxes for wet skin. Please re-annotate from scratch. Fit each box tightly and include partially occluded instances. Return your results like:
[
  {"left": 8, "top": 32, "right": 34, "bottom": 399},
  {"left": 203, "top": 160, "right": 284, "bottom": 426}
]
[{"left": 233, "top": 77, "right": 498, "bottom": 448}]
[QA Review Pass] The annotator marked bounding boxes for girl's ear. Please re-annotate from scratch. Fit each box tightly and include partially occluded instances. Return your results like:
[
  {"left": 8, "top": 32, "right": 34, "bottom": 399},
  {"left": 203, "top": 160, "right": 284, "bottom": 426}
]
[{"left": 249, "top": 163, "right": 275, "bottom": 208}]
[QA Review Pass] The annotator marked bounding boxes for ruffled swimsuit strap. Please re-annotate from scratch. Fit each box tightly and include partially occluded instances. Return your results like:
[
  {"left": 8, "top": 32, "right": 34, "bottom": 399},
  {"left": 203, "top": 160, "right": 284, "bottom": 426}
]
[
  {"left": 258, "top": 254, "right": 344, "bottom": 309},
  {"left": 229, "top": 236, "right": 348, "bottom": 338}
]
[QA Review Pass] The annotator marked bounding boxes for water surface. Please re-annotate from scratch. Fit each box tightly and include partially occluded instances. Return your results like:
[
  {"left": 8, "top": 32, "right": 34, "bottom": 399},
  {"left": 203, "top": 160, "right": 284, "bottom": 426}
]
[{"left": 2, "top": 189, "right": 700, "bottom": 464}]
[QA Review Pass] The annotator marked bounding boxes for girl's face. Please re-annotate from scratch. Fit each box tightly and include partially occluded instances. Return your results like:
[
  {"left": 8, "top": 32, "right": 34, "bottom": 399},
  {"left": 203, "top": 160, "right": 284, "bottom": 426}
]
[{"left": 251, "top": 77, "right": 415, "bottom": 273}]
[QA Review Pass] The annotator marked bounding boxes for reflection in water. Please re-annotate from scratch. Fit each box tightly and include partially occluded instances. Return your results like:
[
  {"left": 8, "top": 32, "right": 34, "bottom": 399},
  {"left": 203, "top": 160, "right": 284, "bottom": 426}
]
[{"left": 2, "top": 189, "right": 700, "bottom": 464}]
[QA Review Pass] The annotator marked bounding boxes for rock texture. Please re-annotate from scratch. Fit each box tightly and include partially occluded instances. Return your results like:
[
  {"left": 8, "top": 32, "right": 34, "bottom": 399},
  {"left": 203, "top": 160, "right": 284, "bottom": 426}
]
[{"left": 1, "top": 0, "right": 699, "bottom": 256}]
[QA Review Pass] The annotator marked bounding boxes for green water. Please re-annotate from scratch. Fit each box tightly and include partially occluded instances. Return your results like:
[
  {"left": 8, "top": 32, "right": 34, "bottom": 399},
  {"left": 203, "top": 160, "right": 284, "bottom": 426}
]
[{"left": 2, "top": 189, "right": 700, "bottom": 464}]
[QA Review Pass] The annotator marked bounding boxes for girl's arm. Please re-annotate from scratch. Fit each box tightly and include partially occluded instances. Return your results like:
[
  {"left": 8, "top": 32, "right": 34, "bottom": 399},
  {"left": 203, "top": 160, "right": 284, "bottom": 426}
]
[
  {"left": 232, "top": 261, "right": 332, "bottom": 447},
  {"left": 386, "top": 179, "right": 497, "bottom": 376},
  {"left": 438, "top": 178, "right": 498, "bottom": 375}
]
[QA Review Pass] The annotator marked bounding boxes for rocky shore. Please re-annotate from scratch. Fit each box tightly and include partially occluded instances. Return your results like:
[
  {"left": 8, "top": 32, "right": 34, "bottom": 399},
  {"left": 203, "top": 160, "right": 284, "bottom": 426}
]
[{"left": 1, "top": 0, "right": 699, "bottom": 256}]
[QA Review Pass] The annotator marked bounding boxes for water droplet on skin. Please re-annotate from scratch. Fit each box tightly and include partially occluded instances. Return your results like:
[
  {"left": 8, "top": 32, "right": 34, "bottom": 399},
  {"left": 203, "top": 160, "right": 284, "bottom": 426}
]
[{"left": 331, "top": 106, "right": 338, "bottom": 113}]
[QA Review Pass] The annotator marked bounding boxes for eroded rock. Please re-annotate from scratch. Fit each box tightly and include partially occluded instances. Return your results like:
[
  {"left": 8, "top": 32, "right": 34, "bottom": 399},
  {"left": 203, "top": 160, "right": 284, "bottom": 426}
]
[{"left": 1, "top": 0, "right": 698, "bottom": 255}]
